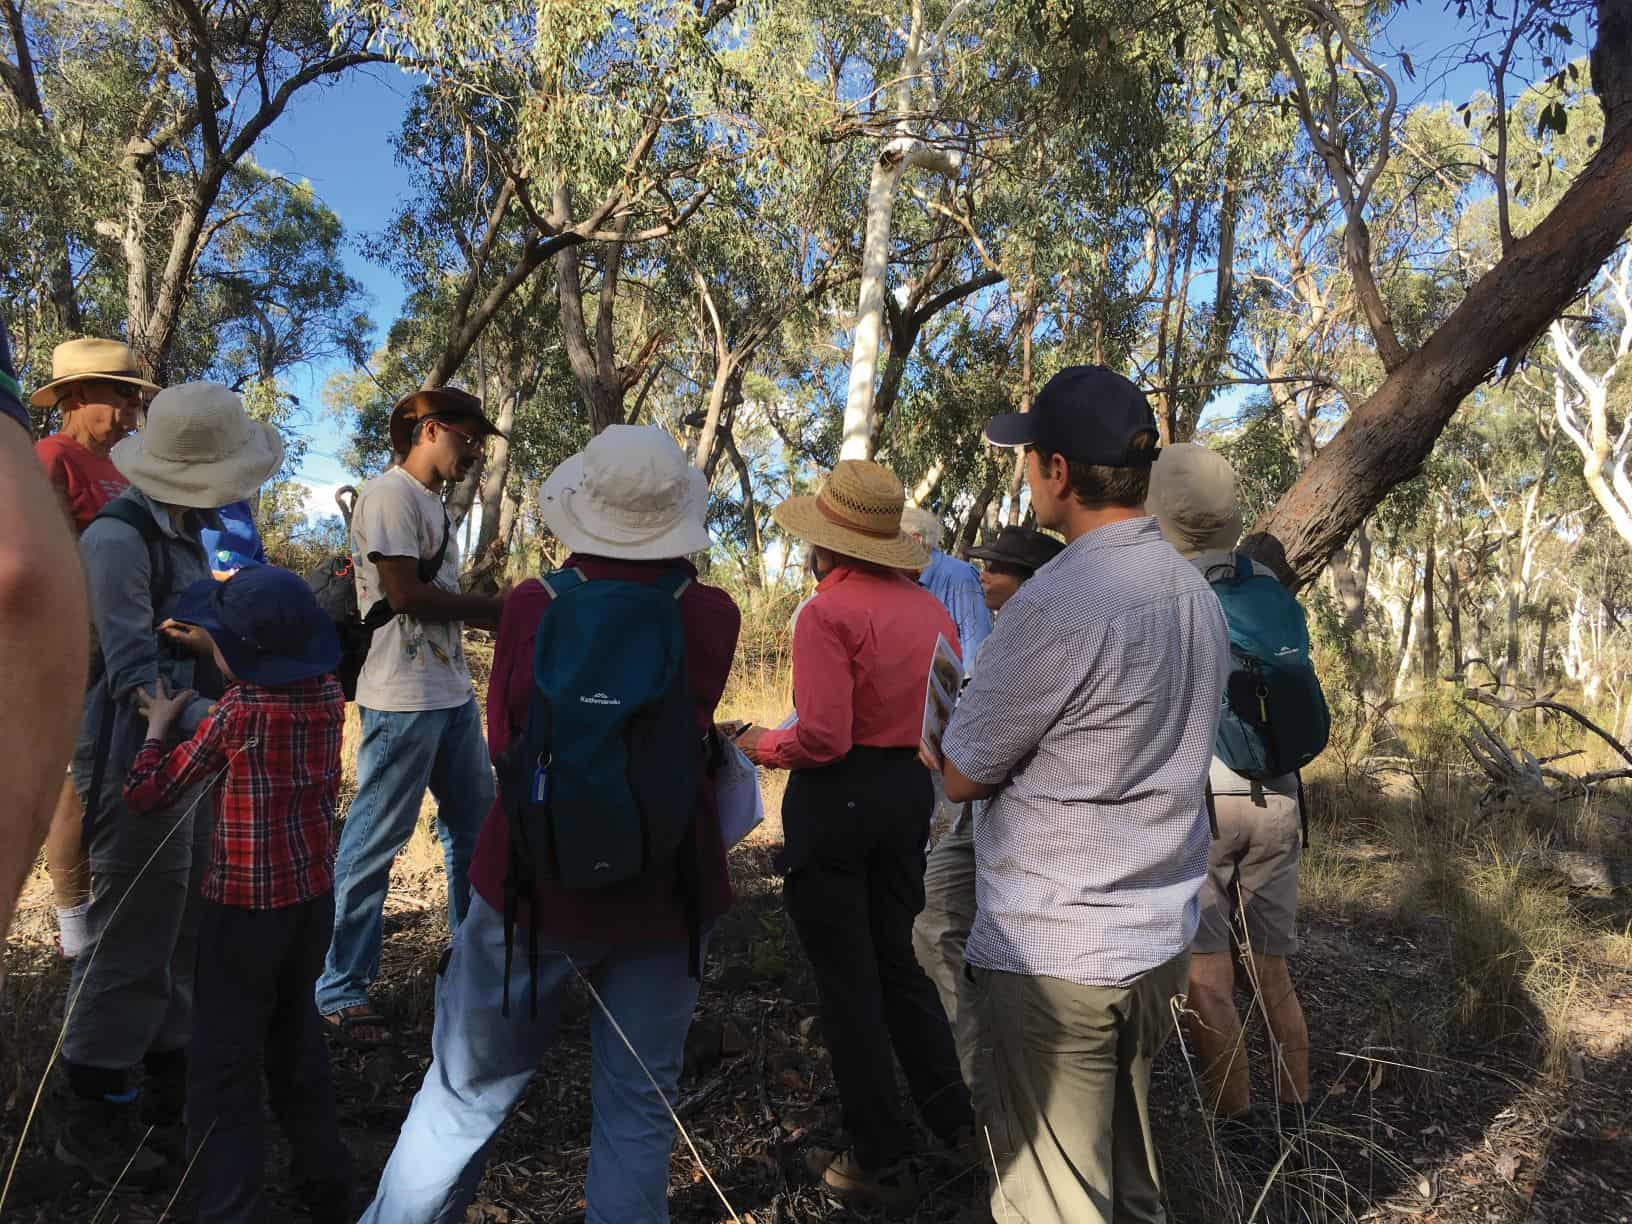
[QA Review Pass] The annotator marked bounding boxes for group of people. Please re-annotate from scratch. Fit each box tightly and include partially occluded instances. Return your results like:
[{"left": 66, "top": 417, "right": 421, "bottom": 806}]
[
  {"left": 731, "top": 366, "right": 1312, "bottom": 1223},
  {"left": 11, "top": 332, "right": 1314, "bottom": 1224}
]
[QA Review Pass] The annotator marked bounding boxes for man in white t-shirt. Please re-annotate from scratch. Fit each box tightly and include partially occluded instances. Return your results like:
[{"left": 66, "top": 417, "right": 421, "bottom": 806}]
[{"left": 316, "top": 387, "right": 508, "bottom": 1045}]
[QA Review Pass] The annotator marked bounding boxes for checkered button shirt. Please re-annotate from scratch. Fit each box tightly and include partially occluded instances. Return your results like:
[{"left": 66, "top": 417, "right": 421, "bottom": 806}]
[
  {"left": 941, "top": 516, "right": 1229, "bottom": 987},
  {"left": 124, "top": 676, "right": 345, "bottom": 909}
]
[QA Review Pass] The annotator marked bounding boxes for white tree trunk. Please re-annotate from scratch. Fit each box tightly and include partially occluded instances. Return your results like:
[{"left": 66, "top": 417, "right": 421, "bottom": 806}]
[
  {"left": 1550, "top": 246, "right": 1632, "bottom": 544},
  {"left": 838, "top": 0, "right": 969, "bottom": 460}
]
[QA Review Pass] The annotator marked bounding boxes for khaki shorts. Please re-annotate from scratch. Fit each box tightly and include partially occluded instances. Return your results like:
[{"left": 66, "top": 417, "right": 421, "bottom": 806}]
[{"left": 1193, "top": 789, "right": 1300, "bottom": 957}]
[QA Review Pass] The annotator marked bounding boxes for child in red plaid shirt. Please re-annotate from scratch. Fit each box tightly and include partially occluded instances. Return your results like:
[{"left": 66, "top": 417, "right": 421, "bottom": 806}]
[{"left": 125, "top": 565, "right": 353, "bottom": 1223}]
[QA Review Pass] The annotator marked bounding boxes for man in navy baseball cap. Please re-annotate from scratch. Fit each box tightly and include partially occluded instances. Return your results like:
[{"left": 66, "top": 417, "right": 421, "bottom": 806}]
[{"left": 984, "top": 364, "right": 1160, "bottom": 466}]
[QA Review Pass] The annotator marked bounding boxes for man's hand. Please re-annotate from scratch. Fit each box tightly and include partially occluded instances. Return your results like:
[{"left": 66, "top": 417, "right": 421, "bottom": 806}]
[
  {"left": 159, "top": 619, "right": 214, "bottom": 658},
  {"left": 137, "top": 677, "right": 197, "bottom": 742},
  {"left": 918, "top": 742, "right": 943, "bottom": 773},
  {"left": 733, "top": 725, "right": 767, "bottom": 766}
]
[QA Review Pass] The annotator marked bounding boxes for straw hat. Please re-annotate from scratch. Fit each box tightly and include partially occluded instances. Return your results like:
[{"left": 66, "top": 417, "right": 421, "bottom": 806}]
[
  {"left": 111, "top": 382, "right": 284, "bottom": 509},
  {"left": 1146, "top": 442, "right": 1243, "bottom": 558},
  {"left": 772, "top": 460, "right": 929, "bottom": 571},
  {"left": 539, "top": 425, "right": 711, "bottom": 560},
  {"left": 30, "top": 338, "right": 160, "bottom": 408}
]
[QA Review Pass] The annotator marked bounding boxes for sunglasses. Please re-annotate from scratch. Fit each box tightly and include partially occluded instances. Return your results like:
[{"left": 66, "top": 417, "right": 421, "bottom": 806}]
[{"left": 427, "top": 417, "right": 485, "bottom": 450}]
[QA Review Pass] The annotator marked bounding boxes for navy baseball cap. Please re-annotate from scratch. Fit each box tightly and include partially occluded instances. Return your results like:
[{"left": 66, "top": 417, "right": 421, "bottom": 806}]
[
  {"left": 984, "top": 365, "right": 1159, "bottom": 466},
  {"left": 171, "top": 566, "right": 340, "bottom": 687}
]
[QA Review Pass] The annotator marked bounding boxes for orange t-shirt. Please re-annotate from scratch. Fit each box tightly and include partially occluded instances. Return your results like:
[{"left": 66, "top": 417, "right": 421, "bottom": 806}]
[{"left": 36, "top": 433, "right": 128, "bottom": 535}]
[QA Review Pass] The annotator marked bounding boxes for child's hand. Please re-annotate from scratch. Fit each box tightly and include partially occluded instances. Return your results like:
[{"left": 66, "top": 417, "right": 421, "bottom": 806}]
[
  {"left": 159, "top": 619, "right": 214, "bottom": 658},
  {"left": 137, "top": 677, "right": 196, "bottom": 740}
]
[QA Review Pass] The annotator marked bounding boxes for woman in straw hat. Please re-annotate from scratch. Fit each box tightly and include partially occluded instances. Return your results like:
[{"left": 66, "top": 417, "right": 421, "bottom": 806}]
[
  {"left": 32, "top": 339, "right": 158, "bottom": 962},
  {"left": 734, "top": 459, "right": 975, "bottom": 1209},
  {"left": 58, "top": 381, "right": 283, "bottom": 1190}
]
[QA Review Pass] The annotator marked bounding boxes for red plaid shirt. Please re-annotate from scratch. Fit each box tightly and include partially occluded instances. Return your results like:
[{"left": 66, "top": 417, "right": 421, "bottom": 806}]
[{"left": 124, "top": 676, "right": 345, "bottom": 909}]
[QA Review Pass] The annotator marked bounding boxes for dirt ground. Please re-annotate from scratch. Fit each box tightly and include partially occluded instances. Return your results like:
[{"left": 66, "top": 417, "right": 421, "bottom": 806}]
[{"left": 2, "top": 799, "right": 1629, "bottom": 1224}]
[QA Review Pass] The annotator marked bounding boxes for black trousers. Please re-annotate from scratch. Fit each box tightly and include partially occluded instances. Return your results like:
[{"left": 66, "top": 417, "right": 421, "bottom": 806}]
[
  {"left": 189, "top": 893, "right": 351, "bottom": 1223},
  {"left": 781, "top": 747, "right": 974, "bottom": 1169}
]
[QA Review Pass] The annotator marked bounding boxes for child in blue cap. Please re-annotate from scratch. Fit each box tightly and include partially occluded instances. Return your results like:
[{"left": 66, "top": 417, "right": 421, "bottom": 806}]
[{"left": 126, "top": 564, "right": 352, "bottom": 1223}]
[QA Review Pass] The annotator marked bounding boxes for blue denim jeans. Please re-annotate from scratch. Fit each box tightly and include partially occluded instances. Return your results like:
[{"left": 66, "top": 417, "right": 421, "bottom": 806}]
[
  {"left": 315, "top": 700, "right": 493, "bottom": 1017},
  {"left": 359, "top": 896, "right": 707, "bottom": 1224}
]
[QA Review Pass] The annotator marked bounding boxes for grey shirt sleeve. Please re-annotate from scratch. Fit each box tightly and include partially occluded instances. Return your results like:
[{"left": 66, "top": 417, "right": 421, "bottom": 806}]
[{"left": 81, "top": 520, "right": 211, "bottom": 730}]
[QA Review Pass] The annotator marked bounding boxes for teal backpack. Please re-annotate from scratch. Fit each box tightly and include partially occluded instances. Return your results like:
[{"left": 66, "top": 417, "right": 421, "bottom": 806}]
[
  {"left": 496, "top": 567, "right": 700, "bottom": 1015},
  {"left": 1205, "top": 554, "right": 1330, "bottom": 783}
]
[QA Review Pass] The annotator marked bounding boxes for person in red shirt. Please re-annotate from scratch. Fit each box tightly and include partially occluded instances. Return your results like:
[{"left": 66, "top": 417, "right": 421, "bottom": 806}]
[
  {"left": 734, "top": 459, "right": 975, "bottom": 1209},
  {"left": 32, "top": 338, "right": 153, "bottom": 531},
  {"left": 125, "top": 564, "right": 352, "bottom": 1223},
  {"left": 30, "top": 339, "right": 156, "bottom": 963},
  {"left": 362, "top": 425, "right": 741, "bottom": 1224}
]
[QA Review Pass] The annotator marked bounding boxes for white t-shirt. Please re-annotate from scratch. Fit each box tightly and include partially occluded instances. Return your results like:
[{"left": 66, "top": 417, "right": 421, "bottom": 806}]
[{"left": 351, "top": 466, "right": 473, "bottom": 712}]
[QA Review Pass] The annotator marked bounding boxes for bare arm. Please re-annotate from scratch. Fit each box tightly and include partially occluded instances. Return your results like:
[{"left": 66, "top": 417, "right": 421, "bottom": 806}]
[
  {"left": 943, "top": 756, "right": 997, "bottom": 804},
  {"left": 0, "top": 422, "right": 88, "bottom": 936},
  {"left": 373, "top": 554, "right": 504, "bottom": 626}
]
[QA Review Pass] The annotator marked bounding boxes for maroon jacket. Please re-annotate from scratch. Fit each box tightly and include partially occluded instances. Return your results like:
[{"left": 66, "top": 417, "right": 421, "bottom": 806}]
[{"left": 467, "top": 555, "right": 741, "bottom": 942}]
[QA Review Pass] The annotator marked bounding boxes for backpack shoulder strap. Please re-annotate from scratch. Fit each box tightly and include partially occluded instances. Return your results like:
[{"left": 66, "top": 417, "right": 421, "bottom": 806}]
[
  {"left": 1233, "top": 552, "right": 1253, "bottom": 583},
  {"left": 93, "top": 499, "right": 172, "bottom": 620},
  {"left": 419, "top": 506, "right": 452, "bottom": 584},
  {"left": 539, "top": 567, "right": 587, "bottom": 600},
  {"left": 653, "top": 569, "right": 692, "bottom": 601}
]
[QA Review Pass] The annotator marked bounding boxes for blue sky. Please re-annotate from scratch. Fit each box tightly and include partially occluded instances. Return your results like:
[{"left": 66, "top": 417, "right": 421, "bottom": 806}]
[
  {"left": 259, "top": 5, "right": 1592, "bottom": 508},
  {"left": 257, "top": 64, "right": 417, "bottom": 504}
]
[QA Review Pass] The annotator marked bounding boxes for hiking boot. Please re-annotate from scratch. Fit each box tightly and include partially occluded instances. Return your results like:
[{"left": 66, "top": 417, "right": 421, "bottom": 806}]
[
  {"left": 54, "top": 1093, "right": 169, "bottom": 1191},
  {"left": 140, "top": 1051, "right": 187, "bottom": 1164},
  {"left": 807, "top": 1146, "right": 917, "bottom": 1210}
]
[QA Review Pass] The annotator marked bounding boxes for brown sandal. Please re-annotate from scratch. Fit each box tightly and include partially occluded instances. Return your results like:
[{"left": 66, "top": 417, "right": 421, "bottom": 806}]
[{"left": 321, "top": 1005, "right": 394, "bottom": 1048}]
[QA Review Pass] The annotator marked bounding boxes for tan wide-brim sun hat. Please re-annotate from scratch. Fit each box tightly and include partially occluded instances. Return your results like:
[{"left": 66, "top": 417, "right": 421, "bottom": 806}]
[
  {"left": 540, "top": 424, "right": 712, "bottom": 561},
  {"left": 1146, "top": 442, "right": 1243, "bottom": 558},
  {"left": 111, "top": 381, "right": 284, "bottom": 509},
  {"left": 30, "top": 337, "right": 161, "bottom": 408},
  {"left": 773, "top": 459, "right": 930, "bottom": 571}
]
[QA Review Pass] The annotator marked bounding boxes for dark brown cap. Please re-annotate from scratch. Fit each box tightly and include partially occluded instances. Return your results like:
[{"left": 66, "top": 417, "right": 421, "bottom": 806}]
[{"left": 389, "top": 387, "right": 502, "bottom": 457}]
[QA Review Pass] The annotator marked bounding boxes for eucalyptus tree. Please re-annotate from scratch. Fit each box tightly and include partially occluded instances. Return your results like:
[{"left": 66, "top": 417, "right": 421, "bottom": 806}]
[
  {"left": 1239, "top": 0, "right": 1632, "bottom": 588},
  {"left": 0, "top": 0, "right": 385, "bottom": 379},
  {"left": 340, "top": 0, "right": 780, "bottom": 421}
]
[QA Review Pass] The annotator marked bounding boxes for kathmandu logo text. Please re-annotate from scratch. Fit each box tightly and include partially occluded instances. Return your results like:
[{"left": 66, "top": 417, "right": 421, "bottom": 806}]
[{"left": 580, "top": 692, "right": 622, "bottom": 706}]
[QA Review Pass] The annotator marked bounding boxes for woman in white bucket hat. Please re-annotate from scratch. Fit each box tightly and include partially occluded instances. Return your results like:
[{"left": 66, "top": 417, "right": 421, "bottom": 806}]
[
  {"left": 363, "top": 424, "right": 743, "bottom": 1224},
  {"left": 57, "top": 382, "right": 283, "bottom": 1189}
]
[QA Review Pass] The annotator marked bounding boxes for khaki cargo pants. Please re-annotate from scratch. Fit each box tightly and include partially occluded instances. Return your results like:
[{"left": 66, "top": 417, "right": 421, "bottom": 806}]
[{"left": 966, "top": 952, "right": 1189, "bottom": 1224}]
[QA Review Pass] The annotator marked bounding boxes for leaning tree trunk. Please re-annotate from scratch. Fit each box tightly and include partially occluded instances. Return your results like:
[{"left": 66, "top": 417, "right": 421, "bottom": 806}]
[{"left": 1244, "top": 50, "right": 1632, "bottom": 589}]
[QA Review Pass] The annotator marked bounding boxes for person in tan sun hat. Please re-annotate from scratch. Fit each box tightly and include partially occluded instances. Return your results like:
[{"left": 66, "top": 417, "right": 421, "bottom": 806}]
[
  {"left": 1148, "top": 442, "right": 1312, "bottom": 1158},
  {"left": 734, "top": 459, "right": 976, "bottom": 1211},
  {"left": 32, "top": 341, "right": 160, "bottom": 973},
  {"left": 58, "top": 381, "right": 283, "bottom": 1190}
]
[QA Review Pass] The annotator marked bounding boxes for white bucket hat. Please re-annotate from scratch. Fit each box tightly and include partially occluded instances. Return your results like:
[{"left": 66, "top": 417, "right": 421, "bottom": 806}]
[
  {"left": 540, "top": 425, "right": 711, "bottom": 560},
  {"left": 110, "top": 381, "right": 284, "bottom": 509},
  {"left": 1146, "top": 442, "right": 1243, "bottom": 557}
]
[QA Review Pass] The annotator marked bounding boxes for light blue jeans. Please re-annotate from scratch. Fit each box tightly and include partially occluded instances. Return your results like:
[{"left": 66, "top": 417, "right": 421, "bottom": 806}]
[
  {"left": 360, "top": 896, "right": 707, "bottom": 1224},
  {"left": 315, "top": 700, "right": 493, "bottom": 1018}
]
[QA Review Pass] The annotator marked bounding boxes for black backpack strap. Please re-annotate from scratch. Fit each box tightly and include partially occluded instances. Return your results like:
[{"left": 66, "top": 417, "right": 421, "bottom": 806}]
[
  {"left": 418, "top": 507, "right": 452, "bottom": 584},
  {"left": 363, "top": 506, "right": 457, "bottom": 628},
  {"left": 1204, "top": 779, "right": 1219, "bottom": 840}
]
